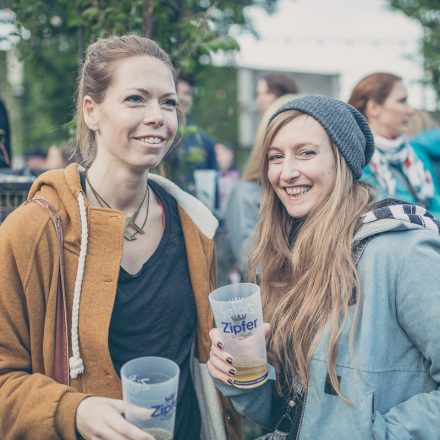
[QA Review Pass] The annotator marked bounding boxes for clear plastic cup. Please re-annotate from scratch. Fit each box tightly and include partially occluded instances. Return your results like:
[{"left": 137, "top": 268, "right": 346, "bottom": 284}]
[
  {"left": 209, "top": 283, "right": 268, "bottom": 389},
  {"left": 121, "top": 357, "right": 179, "bottom": 440}
]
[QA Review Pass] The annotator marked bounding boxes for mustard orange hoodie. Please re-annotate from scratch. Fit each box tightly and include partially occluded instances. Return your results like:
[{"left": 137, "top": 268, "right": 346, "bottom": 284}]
[{"left": 0, "top": 164, "right": 241, "bottom": 440}]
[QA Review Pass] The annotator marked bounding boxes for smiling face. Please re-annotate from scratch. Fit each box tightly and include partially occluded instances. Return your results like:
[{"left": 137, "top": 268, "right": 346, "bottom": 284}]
[
  {"left": 367, "top": 81, "right": 413, "bottom": 139},
  {"left": 84, "top": 55, "right": 178, "bottom": 172},
  {"left": 267, "top": 115, "right": 337, "bottom": 219}
]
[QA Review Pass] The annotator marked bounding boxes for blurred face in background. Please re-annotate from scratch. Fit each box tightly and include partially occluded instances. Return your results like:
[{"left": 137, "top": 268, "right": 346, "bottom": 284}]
[
  {"left": 366, "top": 81, "right": 413, "bottom": 139},
  {"left": 256, "top": 79, "right": 277, "bottom": 116},
  {"left": 177, "top": 79, "right": 194, "bottom": 114}
]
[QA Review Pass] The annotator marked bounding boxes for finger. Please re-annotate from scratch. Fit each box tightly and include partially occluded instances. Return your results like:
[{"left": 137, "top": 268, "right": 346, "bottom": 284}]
[
  {"left": 210, "top": 344, "right": 235, "bottom": 366},
  {"left": 209, "top": 350, "right": 236, "bottom": 376},
  {"left": 207, "top": 359, "right": 235, "bottom": 386},
  {"left": 209, "top": 328, "right": 224, "bottom": 349}
]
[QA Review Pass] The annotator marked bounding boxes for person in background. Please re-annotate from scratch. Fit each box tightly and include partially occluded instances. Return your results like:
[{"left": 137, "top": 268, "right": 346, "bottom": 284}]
[
  {"left": 348, "top": 72, "right": 440, "bottom": 216},
  {"left": 407, "top": 109, "right": 440, "bottom": 190},
  {"left": 44, "top": 144, "right": 70, "bottom": 170},
  {"left": 225, "top": 93, "right": 300, "bottom": 269},
  {"left": 0, "top": 98, "right": 12, "bottom": 169},
  {"left": 213, "top": 141, "right": 240, "bottom": 286},
  {"left": 209, "top": 95, "right": 440, "bottom": 440},
  {"left": 256, "top": 73, "right": 299, "bottom": 116},
  {"left": 21, "top": 149, "right": 47, "bottom": 177},
  {"left": 165, "top": 76, "right": 218, "bottom": 196},
  {"left": 0, "top": 35, "right": 240, "bottom": 440}
]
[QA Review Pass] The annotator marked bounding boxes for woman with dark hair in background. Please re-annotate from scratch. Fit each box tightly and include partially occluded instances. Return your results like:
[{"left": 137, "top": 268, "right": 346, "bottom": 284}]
[
  {"left": 256, "top": 73, "right": 299, "bottom": 116},
  {"left": 348, "top": 72, "right": 440, "bottom": 216}
]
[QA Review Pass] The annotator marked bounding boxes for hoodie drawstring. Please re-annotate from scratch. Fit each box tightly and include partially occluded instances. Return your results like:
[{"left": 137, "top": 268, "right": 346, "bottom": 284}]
[{"left": 69, "top": 192, "right": 88, "bottom": 379}]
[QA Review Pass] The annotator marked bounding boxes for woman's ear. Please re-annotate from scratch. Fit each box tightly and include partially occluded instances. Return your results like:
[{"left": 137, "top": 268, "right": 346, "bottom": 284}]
[{"left": 82, "top": 95, "right": 99, "bottom": 131}]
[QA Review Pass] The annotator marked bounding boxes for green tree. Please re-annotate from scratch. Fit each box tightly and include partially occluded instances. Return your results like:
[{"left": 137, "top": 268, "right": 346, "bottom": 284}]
[
  {"left": 388, "top": 0, "right": 440, "bottom": 107},
  {"left": 1, "top": 0, "right": 277, "bottom": 152}
]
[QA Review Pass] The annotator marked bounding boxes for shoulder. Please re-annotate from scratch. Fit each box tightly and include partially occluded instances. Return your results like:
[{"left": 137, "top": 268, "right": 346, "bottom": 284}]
[
  {"left": 148, "top": 174, "right": 218, "bottom": 239},
  {"left": 0, "top": 202, "right": 54, "bottom": 273},
  {"left": 363, "top": 228, "right": 440, "bottom": 268}
]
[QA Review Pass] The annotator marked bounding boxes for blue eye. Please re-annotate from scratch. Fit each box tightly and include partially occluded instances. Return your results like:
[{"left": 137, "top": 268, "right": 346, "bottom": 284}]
[
  {"left": 300, "top": 150, "right": 316, "bottom": 157},
  {"left": 126, "top": 95, "right": 143, "bottom": 103},
  {"left": 163, "top": 99, "right": 177, "bottom": 108},
  {"left": 268, "top": 153, "right": 283, "bottom": 161}
]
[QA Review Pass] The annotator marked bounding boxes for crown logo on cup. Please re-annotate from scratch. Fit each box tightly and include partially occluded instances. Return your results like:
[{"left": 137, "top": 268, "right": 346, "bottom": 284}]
[
  {"left": 165, "top": 392, "right": 176, "bottom": 402},
  {"left": 231, "top": 314, "right": 246, "bottom": 321}
]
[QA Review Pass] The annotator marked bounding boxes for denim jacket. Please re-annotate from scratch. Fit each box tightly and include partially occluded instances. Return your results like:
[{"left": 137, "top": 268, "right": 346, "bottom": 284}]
[{"left": 217, "top": 218, "right": 440, "bottom": 439}]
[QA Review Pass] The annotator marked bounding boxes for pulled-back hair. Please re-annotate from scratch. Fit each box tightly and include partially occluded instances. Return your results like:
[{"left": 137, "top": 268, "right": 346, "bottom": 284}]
[
  {"left": 74, "top": 35, "right": 181, "bottom": 166},
  {"left": 248, "top": 110, "right": 375, "bottom": 400},
  {"left": 348, "top": 72, "right": 401, "bottom": 118},
  {"left": 263, "top": 73, "right": 299, "bottom": 98}
]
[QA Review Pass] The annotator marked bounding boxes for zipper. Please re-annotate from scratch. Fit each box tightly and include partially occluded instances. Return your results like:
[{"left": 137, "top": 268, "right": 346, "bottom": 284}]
[
  {"left": 294, "top": 390, "right": 307, "bottom": 440},
  {"left": 288, "top": 387, "right": 307, "bottom": 440}
]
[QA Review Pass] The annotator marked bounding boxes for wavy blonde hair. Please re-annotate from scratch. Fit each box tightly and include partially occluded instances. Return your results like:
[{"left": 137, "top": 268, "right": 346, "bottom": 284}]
[{"left": 248, "top": 110, "right": 375, "bottom": 400}]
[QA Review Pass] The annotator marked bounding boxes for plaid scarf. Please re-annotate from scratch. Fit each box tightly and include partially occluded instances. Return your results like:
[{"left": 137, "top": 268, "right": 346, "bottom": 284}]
[
  {"left": 369, "top": 133, "right": 434, "bottom": 204},
  {"left": 362, "top": 199, "right": 440, "bottom": 233}
]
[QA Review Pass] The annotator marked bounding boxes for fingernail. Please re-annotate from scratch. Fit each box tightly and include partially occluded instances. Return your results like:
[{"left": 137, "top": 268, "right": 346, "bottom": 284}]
[
  {"left": 229, "top": 369, "right": 236, "bottom": 375},
  {"left": 217, "top": 341, "right": 223, "bottom": 349},
  {"left": 227, "top": 378, "right": 234, "bottom": 385},
  {"left": 226, "top": 356, "right": 234, "bottom": 365}
]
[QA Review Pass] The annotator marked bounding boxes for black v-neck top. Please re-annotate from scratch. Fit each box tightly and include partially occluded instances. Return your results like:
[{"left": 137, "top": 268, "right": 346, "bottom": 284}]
[{"left": 80, "top": 173, "right": 200, "bottom": 439}]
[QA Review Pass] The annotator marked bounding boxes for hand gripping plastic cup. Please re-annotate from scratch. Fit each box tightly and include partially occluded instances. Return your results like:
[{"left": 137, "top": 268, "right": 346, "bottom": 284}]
[
  {"left": 121, "top": 357, "right": 179, "bottom": 440},
  {"left": 209, "top": 283, "right": 268, "bottom": 389}
]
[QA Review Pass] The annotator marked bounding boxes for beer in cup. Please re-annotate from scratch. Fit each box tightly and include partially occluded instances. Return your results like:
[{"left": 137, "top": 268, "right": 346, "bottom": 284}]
[
  {"left": 121, "top": 356, "right": 179, "bottom": 439},
  {"left": 209, "top": 283, "right": 268, "bottom": 389}
]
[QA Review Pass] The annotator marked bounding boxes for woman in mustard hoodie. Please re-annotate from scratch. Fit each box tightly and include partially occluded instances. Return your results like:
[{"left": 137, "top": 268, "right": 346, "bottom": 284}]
[{"left": 0, "top": 35, "right": 240, "bottom": 440}]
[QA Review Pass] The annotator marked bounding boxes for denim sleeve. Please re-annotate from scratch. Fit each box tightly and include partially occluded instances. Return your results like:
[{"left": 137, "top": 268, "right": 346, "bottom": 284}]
[
  {"left": 372, "top": 230, "right": 440, "bottom": 440},
  {"left": 215, "top": 378, "right": 282, "bottom": 431}
]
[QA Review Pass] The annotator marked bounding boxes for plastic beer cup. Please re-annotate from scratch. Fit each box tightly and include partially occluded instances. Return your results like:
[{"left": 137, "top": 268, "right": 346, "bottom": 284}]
[
  {"left": 121, "top": 357, "right": 179, "bottom": 440},
  {"left": 209, "top": 283, "right": 268, "bottom": 389}
]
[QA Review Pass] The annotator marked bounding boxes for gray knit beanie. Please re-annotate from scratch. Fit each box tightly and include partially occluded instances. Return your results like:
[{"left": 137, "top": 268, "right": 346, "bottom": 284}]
[{"left": 268, "top": 95, "right": 374, "bottom": 179}]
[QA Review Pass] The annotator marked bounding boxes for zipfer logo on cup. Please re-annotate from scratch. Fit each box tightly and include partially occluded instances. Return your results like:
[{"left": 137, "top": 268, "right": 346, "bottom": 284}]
[{"left": 151, "top": 392, "right": 177, "bottom": 418}]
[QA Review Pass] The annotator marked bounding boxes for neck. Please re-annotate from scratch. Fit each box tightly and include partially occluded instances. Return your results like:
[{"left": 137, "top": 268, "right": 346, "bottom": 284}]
[{"left": 87, "top": 158, "right": 149, "bottom": 213}]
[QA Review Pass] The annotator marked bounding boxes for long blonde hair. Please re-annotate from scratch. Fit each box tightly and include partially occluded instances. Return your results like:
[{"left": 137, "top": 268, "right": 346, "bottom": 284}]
[{"left": 248, "top": 110, "right": 375, "bottom": 400}]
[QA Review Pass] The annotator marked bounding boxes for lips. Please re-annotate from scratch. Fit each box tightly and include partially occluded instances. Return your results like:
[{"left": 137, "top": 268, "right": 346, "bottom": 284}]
[
  {"left": 133, "top": 135, "right": 166, "bottom": 144},
  {"left": 285, "top": 185, "right": 311, "bottom": 196}
]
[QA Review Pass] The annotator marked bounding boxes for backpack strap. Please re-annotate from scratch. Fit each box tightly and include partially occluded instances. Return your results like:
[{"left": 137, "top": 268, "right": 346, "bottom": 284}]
[{"left": 25, "top": 199, "right": 69, "bottom": 386}]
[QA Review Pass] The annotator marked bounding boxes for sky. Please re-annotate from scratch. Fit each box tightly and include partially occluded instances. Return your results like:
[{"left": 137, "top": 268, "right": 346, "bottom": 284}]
[{"left": 232, "top": 0, "right": 435, "bottom": 109}]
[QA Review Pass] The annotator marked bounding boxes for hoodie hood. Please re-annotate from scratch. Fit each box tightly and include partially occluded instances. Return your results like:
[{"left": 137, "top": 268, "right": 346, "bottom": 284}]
[
  {"left": 354, "top": 198, "right": 440, "bottom": 242},
  {"left": 27, "top": 163, "right": 86, "bottom": 254}
]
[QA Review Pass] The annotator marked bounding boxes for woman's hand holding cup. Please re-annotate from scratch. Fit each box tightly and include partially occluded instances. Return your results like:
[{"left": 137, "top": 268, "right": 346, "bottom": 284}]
[{"left": 207, "top": 323, "right": 271, "bottom": 386}]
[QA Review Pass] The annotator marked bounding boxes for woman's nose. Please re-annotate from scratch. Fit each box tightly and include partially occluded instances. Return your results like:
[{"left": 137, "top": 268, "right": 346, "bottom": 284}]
[
  {"left": 280, "top": 160, "right": 301, "bottom": 182},
  {"left": 143, "top": 101, "right": 164, "bottom": 127}
]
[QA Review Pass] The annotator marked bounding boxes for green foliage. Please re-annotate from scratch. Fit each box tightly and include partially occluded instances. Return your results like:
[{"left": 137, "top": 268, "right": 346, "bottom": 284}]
[
  {"left": 2, "top": 0, "right": 278, "bottom": 152},
  {"left": 388, "top": 0, "right": 440, "bottom": 107}
]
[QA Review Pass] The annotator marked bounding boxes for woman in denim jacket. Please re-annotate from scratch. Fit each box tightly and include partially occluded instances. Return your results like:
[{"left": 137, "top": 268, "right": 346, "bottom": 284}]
[{"left": 207, "top": 95, "right": 440, "bottom": 440}]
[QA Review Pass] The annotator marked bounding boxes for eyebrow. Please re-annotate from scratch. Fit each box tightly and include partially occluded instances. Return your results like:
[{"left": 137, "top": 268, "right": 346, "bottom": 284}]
[
  {"left": 127, "top": 87, "right": 177, "bottom": 97},
  {"left": 268, "top": 142, "right": 320, "bottom": 150}
]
